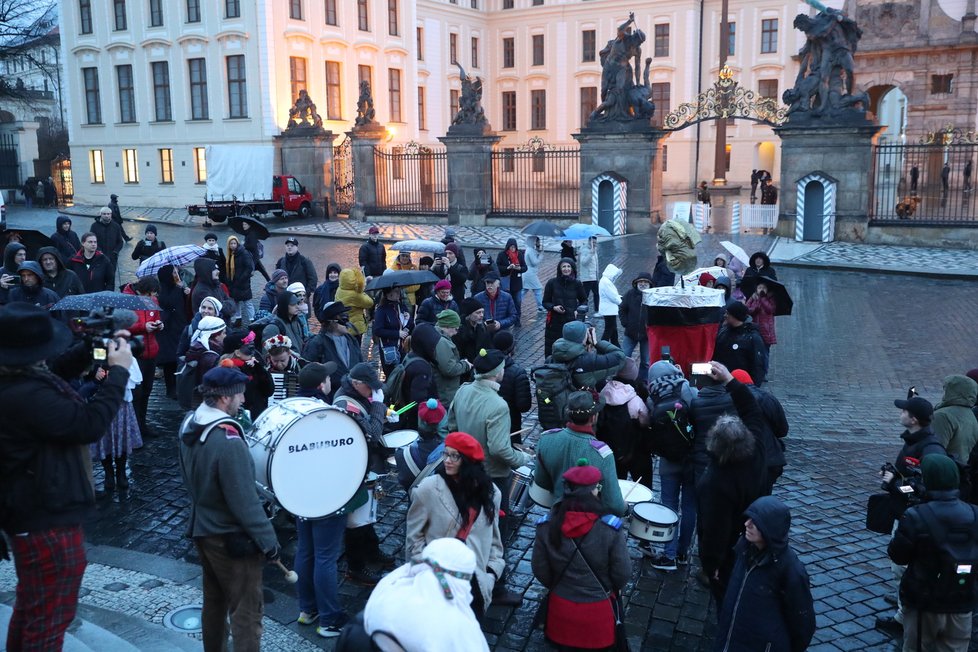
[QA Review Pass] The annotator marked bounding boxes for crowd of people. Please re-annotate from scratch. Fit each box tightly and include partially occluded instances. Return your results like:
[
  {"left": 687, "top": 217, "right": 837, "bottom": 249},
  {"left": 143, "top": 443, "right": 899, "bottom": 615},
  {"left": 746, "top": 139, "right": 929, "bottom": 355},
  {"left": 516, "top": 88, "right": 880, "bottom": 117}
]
[{"left": 0, "top": 211, "right": 823, "bottom": 652}]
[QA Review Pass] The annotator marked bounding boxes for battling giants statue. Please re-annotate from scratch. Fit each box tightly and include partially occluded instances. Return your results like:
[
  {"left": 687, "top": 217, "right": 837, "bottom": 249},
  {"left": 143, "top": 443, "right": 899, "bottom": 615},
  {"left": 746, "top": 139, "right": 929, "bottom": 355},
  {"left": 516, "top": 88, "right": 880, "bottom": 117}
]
[
  {"left": 451, "top": 64, "right": 487, "bottom": 127},
  {"left": 354, "top": 80, "right": 377, "bottom": 127},
  {"left": 782, "top": 5, "right": 869, "bottom": 123},
  {"left": 286, "top": 89, "right": 324, "bottom": 132},
  {"left": 588, "top": 13, "right": 656, "bottom": 125}
]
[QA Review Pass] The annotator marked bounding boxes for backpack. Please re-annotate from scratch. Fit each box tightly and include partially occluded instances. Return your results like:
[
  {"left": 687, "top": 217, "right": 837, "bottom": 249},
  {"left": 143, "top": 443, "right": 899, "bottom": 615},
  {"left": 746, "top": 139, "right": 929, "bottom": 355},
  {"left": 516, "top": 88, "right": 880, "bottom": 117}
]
[
  {"left": 532, "top": 362, "right": 576, "bottom": 431},
  {"left": 383, "top": 361, "right": 407, "bottom": 407},
  {"left": 647, "top": 386, "right": 694, "bottom": 462},
  {"left": 176, "top": 358, "right": 198, "bottom": 411},
  {"left": 913, "top": 503, "right": 978, "bottom": 606}
]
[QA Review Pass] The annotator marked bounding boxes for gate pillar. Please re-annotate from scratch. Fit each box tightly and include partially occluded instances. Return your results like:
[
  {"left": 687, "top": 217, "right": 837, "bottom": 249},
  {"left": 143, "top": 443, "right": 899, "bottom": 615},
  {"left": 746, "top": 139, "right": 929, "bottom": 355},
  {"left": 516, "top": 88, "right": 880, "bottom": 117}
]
[
  {"left": 348, "top": 123, "right": 386, "bottom": 221},
  {"left": 439, "top": 126, "right": 499, "bottom": 226},
  {"left": 775, "top": 123, "right": 883, "bottom": 242}
]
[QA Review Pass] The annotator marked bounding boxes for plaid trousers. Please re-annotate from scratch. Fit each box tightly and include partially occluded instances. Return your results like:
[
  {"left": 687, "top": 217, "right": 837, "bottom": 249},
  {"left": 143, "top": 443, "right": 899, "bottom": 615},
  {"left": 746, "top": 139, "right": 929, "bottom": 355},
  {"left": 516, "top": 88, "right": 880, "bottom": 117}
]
[{"left": 6, "top": 525, "right": 87, "bottom": 652}]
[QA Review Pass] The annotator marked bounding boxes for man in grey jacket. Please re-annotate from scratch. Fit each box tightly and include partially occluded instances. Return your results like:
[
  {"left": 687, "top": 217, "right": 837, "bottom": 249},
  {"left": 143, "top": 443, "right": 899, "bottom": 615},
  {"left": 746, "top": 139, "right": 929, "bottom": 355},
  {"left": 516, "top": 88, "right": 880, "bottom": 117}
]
[
  {"left": 428, "top": 310, "right": 472, "bottom": 407},
  {"left": 179, "top": 367, "right": 280, "bottom": 652}
]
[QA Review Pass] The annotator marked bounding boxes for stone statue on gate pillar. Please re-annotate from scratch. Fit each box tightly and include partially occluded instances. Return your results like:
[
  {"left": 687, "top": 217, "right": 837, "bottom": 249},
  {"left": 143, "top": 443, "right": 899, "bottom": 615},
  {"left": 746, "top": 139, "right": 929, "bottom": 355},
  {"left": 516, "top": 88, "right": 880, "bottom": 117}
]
[
  {"left": 783, "top": 6, "right": 870, "bottom": 124},
  {"left": 285, "top": 89, "right": 325, "bottom": 133},
  {"left": 354, "top": 80, "right": 377, "bottom": 127},
  {"left": 588, "top": 13, "right": 655, "bottom": 125},
  {"left": 451, "top": 64, "right": 487, "bottom": 127}
]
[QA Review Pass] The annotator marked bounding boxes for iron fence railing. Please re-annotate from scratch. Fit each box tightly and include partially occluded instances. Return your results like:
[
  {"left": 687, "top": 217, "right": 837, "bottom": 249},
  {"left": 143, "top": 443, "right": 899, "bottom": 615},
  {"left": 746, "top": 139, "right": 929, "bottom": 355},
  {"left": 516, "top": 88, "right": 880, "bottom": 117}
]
[
  {"left": 490, "top": 143, "right": 580, "bottom": 217},
  {"left": 373, "top": 145, "right": 448, "bottom": 215},
  {"left": 871, "top": 143, "right": 978, "bottom": 225}
]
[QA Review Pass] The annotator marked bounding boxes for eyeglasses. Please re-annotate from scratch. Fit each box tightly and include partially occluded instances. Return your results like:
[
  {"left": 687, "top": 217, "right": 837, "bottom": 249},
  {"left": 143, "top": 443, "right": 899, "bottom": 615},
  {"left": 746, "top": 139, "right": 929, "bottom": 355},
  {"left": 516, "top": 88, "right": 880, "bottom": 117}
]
[{"left": 442, "top": 452, "right": 463, "bottom": 462}]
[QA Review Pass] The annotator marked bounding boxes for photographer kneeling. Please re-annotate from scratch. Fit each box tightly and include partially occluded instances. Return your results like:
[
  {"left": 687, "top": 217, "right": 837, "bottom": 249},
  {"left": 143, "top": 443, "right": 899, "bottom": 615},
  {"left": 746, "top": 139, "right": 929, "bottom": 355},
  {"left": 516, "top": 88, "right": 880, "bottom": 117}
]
[{"left": 0, "top": 303, "right": 132, "bottom": 651}]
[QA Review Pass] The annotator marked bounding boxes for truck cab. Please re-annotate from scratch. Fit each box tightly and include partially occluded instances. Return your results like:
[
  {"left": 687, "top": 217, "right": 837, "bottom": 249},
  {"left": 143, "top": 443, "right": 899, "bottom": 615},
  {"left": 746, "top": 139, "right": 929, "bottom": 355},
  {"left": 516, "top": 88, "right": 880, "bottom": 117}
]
[{"left": 273, "top": 175, "right": 313, "bottom": 218}]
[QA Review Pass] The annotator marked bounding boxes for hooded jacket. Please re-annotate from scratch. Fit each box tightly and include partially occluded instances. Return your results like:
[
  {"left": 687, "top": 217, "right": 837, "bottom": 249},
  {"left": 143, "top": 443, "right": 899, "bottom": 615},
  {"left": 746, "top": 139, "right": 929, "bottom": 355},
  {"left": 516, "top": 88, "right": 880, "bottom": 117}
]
[
  {"left": 224, "top": 237, "right": 255, "bottom": 301},
  {"left": 68, "top": 246, "right": 115, "bottom": 294},
  {"left": 259, "top": 280, "right": 280, "bottom": 313},
  {"left": 932, "top": 374, "right": 978, "bottom": 462},
  {"left": 620, "top": 272, "right": 651, "bottom": 340},
  {"left": 714, "top": 497, "right": 816, "bottom": 652},
  {"left": 191, "top": 257, "right": 233, "bottom": 319},
  {"left": 312, "top": 263, "right": 342, "bottom": 318},
  {"left": 334, "top": 268, "right": 374, "bottom": 336},
  {"left": 542, "top": 258, "right": 586, "bottom": 331},
  {"left": 743, "top": 252, "right": 777, "bottom": 282},
  {"left": 131, "top": 234, "right": 166, "bottom": 263},
  {"left": 596, "top": 264, "right": 623, "bottom": 317},
  {"left": 550, "top": 337, "right": 626, "bottom": 390},
  {"left": 7, "top": 261, "right": 61, "bottom": 307},
  {"left": 36, "top": 247, "right": 84, "bottom": 299},
  {"left": 523, "top": 236, "right": 544, "bottom": 291},
  {"left": 120, "top": 283, "right": 162, "bottom": 360},
  {"left": 496, "top": 238, "right": 527, "bottom": 294},
  {"left": 50, "top": 215, "right": 81, "bottom": 261},
  {"left": 0, "top": 242, "right": 26, "bottom": 304}
]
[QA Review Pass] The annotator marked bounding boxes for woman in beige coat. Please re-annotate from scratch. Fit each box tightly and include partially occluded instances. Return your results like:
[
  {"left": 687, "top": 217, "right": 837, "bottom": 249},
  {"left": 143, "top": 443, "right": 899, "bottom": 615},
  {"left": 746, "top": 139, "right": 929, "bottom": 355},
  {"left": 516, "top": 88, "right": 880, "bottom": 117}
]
[{"left": 406, "top": 431, "right": 505, "bottom": 620}]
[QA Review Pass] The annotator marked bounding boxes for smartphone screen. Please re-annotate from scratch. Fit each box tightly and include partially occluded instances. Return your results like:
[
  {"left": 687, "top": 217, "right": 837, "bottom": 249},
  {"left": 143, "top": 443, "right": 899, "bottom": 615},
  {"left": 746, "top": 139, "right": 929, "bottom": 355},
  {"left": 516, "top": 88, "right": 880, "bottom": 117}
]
[{"left": 691, "top": 362, "right": 712, "bottom": 376}]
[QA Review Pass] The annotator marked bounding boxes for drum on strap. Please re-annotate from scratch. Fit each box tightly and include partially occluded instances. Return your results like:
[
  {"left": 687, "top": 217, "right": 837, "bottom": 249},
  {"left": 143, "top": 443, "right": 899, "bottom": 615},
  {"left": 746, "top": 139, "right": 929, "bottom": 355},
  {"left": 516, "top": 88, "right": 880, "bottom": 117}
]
[
  {"left": 618, "top": 480, "right": 653, "bottom": 506},
  {"left": 247, "top": 398, "right": 368, "bottom": 519},
  {"left": 382, "top": 429, "right": 419, "bottom": 449},
  {"left": 628, "top": 501, "right": 679, "bottom": 543},
  {"left": 508, "top": 466, "right": 534, "bottom": 513}
]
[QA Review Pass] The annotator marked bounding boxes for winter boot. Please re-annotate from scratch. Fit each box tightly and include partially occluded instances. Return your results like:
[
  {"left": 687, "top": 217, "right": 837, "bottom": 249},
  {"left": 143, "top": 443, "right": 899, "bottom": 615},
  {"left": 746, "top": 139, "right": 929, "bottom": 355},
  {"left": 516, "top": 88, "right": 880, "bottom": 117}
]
[
  {"left": 115, "top": 456, "right": 129, "bottom": 489},
  {"left": 101, "top": 458, "right": 115, "bottom": 491}
]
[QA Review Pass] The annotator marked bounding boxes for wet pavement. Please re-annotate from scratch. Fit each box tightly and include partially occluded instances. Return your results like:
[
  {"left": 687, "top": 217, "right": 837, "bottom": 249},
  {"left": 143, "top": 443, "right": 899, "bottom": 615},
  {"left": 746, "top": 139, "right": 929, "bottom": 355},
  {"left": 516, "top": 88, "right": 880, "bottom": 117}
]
[{"left": 2, "top": 205, "right": 975, "bottom": 650}]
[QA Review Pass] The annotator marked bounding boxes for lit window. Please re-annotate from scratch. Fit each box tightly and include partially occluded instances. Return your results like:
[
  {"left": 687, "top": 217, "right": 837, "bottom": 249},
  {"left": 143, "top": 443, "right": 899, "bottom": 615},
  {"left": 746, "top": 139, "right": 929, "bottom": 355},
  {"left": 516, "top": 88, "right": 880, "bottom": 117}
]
[
  {"left": 193, "top": 147, "right": 207, "bottom": 183},
  {"left": 123, "top": 148, "right": 139, "bottom": 183},
  {"left": 159, "top": 149, "right": 174, "bottom": 183},
  {"left": 90, "top": 149, "right": 105, "bottom": 183}
]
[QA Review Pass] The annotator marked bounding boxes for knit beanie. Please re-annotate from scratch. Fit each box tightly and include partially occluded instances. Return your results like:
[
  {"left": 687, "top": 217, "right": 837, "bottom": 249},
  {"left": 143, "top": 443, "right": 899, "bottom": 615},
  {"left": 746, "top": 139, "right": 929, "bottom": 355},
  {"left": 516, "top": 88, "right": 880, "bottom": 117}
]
[
  {"left": 460, "top": 298, "right": 483, "bottom": 318},
  {"left": 562, "top": 320, "right": 588, "bottom": 344},
  {"left": 271, "top": 269, "right": 288, "bottom": 284},
  {"left": 922, "top": 454, "right": 959, "bottom": 492},
  {"left": 436, "top": 309, "right": 461, "bottom": 328}
]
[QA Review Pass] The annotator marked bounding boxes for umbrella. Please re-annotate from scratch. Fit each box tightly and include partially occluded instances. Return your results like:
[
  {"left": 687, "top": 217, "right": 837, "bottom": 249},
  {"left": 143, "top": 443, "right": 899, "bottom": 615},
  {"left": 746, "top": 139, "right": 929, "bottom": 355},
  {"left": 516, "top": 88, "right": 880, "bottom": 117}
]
[
  {"left": 365, "top": 269, "right": 439, "bottom": 291},
  {"left": 739, "top": 276, "right": 794, "bottom": 316},
  {"left": 677, "top": 266, "right": 728, "bottom": 287},
  {"left": 391, "top": 239, "right": 446, "bottom": 255},
  {"left": 720, "top": 241, "right": 750, "bottom": 266},
  {"left": 228, "top": 215, "right": 270, "bottom": 240},
  {"left": 2, "top": 229, "right": 54, "bottom": 255},
  {"left": 521, "top": 220, "right": 565, "bottom": 237},
  {"left": 137, "top": 244, "right": 208, "bottom": 278},
  {"left": 53, "top": 291, "right": 158, "bottom": 312},
  {"left": 562, "top": 223, "right": 612, "bottom": 240}
]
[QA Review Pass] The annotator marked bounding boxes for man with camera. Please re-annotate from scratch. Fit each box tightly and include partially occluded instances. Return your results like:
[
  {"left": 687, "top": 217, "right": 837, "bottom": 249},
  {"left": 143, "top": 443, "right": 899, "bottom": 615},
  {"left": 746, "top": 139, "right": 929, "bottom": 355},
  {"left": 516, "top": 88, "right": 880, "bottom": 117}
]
[
  {"left": 876, "top": 395, "right": 949, "bottom": 638},
  {"left": 178, "top": 366, "right": 280, "bottom": 652},
  {"left": 0, "top": 303, "right": 133, "bottom": 651}
]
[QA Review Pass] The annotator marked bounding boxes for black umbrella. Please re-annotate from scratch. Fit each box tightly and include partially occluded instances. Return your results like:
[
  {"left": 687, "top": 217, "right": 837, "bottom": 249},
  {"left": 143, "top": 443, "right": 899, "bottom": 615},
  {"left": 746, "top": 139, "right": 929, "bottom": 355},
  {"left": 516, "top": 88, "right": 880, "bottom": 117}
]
[
  {"left": 52, "top": 291, "right": 159, "bottom": 312},
  {"left": 521, "top": 220, "right": 565, "bottom": 237},
  {"left": 739, "top": 276, "right": 793, "bottom": 316},
  {"left": 2, "top": 229, "right": 54, "bottom": 256},
  {"left": 228, "top": 215, "right": 270, "bottom": 240},
  {"left": 365, "top": 270, "right": 439, "bottom": 291}
]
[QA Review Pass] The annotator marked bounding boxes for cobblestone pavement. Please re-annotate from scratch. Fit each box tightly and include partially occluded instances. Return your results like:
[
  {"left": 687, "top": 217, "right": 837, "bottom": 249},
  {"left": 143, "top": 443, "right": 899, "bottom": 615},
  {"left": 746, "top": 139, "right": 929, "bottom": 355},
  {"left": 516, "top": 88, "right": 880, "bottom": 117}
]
[
  {"left": 770, "top": 237, "right": 978, "bottom": 278},
  {"left": 3, "top": 207, "right": 976, "bottom": 650}
]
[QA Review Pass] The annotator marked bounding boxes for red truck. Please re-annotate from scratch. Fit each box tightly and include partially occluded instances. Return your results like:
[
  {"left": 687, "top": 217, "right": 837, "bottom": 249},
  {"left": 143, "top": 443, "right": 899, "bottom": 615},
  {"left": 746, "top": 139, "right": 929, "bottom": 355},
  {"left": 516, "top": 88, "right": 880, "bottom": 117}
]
[{"left": 186, "top": 145, "right": 313, "bottom": 223}]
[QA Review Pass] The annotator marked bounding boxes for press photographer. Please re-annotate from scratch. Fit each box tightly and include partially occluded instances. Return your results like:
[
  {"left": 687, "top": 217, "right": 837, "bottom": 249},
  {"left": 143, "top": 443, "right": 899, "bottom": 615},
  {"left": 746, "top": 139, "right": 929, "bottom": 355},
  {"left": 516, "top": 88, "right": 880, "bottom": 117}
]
[{"left": 0, "top": 303, "right": 133, "bottom": 650}]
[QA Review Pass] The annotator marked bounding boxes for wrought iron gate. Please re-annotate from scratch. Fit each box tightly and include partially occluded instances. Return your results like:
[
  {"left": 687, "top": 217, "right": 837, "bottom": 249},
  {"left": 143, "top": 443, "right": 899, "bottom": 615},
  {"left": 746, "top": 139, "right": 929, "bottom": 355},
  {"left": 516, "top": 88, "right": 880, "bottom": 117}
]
[
  {"left": 0, "top": 133, "right": 19, "bottom": 189},
  {"left": 332, "top": 137, "right": 353, "bottom": 215}
]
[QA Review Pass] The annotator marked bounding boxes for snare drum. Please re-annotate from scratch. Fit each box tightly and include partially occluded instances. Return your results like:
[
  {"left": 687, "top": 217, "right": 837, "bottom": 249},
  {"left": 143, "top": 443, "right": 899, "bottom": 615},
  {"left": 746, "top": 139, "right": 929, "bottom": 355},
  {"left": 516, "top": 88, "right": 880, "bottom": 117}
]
[
  {"left": 508, "top": 466, "right": 534, "bottom": 512},
  {"left": 528, "top": 481, "right": 555, "bottom": 509},
  {"left": 617, "top": 480, "right": 653, "bottom": 505},
  {"left": 628, "top": 502, "right": 679, "bottom": 543},
  {"left": 383, "top": 429, "right": 419, "bottom": 449},
  {"left": 247, "top": 398, "right": 368, "bottom": 519}
]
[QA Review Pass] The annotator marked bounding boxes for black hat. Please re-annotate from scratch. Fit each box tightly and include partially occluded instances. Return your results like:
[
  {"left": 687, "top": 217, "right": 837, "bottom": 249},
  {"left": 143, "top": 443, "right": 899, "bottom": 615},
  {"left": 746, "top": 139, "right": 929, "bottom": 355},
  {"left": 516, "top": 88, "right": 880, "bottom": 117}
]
[
  {"left": 894, "top": 396, "right": 934, "bottom": 424},
  {"left": 482, "top": 272, "right": 500, "bottom": 283},
  {"left": 204, "top": 232, "right": 218, "bottom": 242},
  {"left": 223, "top": 329, "right": 257, "bottom": 356},
  {"left": 0, "top": 303, "right": 73, "bottom": 365},
  {"left": 319, "top": 301, "right": 350, "bottom": 322},
  {"left": 460, "top": 297, "right": 483, "bottom": 318},
  {"left": 567, "top": 390, "right": 605, "bottom": 417},
  {"left": 473, "top": 348, "right": 506, "bottom": 376},
  {"left": 110, "top": 194, "right": 118, "bottom": 200},
  {"left": 200, "top": 366, "right": 249, "bottom": 397},
  {"left": 284, "top": 236, "right": 299, "bottom": 246},
  {"left": 725, "top": 300, "right": 749, "bottom": 322},
  {"left": 298, "top": 361, "right": 338, "bottom": 389},
  {"left": 144, "top": 224, "right": 158, "bottom": 235},
  {"left": 492, "top": 330, "right": 514, "bottom": 354},
  {"left": 349, "top": 362, "right": 383, "bottom": 390}
]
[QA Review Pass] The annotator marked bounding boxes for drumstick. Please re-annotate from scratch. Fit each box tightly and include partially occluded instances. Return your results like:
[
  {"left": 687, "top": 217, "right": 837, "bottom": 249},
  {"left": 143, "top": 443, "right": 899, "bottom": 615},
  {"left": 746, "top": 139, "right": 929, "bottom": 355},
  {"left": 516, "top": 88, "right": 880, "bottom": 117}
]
[
  {"left": 623, "top": 478, "right": 643, "bottom": 501},
  {"left": 273, "top": 560, "right": 298, "bottom": 584},
  {"left": 510, "top": 427, "right": 532, "bottom": 438},
  {"left": 394, "top": 402, "right": 418, "bottom": 415}
]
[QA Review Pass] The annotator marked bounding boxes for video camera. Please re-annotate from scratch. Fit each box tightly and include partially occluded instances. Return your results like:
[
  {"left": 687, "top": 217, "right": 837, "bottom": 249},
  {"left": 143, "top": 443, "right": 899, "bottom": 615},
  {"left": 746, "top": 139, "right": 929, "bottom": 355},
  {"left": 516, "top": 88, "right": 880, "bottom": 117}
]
[
  {"left": 69, "top": 309, "right": 144, "bottom": 364},
  {"left": 881, "top": 461, "right": 924, "bottom": 506}
]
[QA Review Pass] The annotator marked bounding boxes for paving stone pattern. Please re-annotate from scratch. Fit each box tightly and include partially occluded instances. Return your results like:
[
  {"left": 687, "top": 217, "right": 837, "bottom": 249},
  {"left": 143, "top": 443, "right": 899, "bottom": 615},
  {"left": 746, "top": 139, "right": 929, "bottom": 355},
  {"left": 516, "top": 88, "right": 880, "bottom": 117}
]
[
  {"left": 782, "top": 240, "right": 977, "bottom": 275},
  {"left": 5, "top": 219, "right": 975, "bottom": 650}
]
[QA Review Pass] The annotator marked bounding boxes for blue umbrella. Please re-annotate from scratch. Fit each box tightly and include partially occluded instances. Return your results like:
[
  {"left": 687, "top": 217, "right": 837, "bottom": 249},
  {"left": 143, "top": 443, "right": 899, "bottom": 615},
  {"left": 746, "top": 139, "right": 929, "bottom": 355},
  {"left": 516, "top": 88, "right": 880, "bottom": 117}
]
[{"left": 562, "top": 223, "right": 612, "bottom": 240}]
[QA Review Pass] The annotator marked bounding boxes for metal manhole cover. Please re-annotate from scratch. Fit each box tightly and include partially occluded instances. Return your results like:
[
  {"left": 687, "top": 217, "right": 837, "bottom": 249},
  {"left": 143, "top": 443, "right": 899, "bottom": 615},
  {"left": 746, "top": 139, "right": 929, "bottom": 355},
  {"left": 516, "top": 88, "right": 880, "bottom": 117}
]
[{"left": 162, "top": 605, "right": 203, "bottom": 633}]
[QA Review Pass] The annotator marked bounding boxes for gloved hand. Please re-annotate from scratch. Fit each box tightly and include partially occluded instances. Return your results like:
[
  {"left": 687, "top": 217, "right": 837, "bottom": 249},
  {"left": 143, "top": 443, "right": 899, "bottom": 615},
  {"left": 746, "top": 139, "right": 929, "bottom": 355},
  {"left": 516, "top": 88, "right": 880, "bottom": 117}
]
[
  {"left": 386, "top": 412, "right": 400, "bottom": 424},
  {"left": 371, "top": 388, "right": 385, "bottom": 404},
  {"left": 265, "top": 546, "right": 280, "bottom": 562}
]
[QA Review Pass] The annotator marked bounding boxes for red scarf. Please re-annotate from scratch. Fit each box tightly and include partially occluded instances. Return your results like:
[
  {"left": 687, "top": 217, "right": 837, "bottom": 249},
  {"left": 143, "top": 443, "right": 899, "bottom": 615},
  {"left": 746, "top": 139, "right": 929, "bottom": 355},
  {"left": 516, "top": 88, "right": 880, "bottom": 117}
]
[
  {"left": 561, "top": 511, "right": 599, "bottom": 538},
  {"left": 507, "top": 250, "right": 520, "bottom": 266}
]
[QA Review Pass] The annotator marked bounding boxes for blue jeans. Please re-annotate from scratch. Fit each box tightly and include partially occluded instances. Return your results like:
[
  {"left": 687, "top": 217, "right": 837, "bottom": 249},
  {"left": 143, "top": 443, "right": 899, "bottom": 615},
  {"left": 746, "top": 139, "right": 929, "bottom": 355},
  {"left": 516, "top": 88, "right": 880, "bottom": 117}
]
[
  {"left": 659, "top": 458, "right": 697, "bottom": 560},
  {"left": 294, "top": 514, "right": 346, "bottom": 626},
  {"left": 622, "top": 333, "right": 650, "bottom": 384},
  {"left": 519, "top": 288, "right": 544, "bottom": 311}
]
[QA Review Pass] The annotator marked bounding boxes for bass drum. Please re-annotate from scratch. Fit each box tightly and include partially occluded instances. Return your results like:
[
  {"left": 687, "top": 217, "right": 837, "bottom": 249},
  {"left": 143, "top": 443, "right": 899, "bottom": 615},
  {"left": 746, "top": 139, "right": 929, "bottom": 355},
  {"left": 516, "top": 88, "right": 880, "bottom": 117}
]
[{"left": 247, "top": 398, "right": 368, "bottom": 519}]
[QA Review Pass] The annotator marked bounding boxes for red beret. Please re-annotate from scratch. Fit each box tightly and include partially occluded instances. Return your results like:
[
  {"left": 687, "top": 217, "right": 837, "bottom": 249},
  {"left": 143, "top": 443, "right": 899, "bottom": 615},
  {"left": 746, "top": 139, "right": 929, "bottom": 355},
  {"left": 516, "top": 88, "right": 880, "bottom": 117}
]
[
  {"left": 731, "top": 369, "right": 754, "bottom": 385},
  {"left": 445, "top": 431, "right": 485, "bottom": 462},
  {"left": 562, "top": 462, "right": 602, "bottom": 487}
]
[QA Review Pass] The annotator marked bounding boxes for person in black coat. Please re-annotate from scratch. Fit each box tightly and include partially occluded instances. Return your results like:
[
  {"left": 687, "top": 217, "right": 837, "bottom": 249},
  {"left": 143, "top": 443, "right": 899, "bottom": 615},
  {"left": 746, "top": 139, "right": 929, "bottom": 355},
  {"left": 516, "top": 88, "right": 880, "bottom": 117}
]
[
  {"left": 715, "top": 496, "right": 815, "bottom": 652},
  {"left": 416, "top": 279, "right": 460, "bottom": 324},
  {"left": 651, "top": 253, "right": 675, "bottom": 288},
  {"left": 91, "top": 208, "right": 126, "bottom": 273},
  {"left": 130, "top": 224, "right": 166, "bottom": 264},
  {"left": 744, "top": 251, "right": 777, "bottom": 282},
  {"left": 453, "top": 298, "right": 492, "bottom": 364},
  {"left": 301, "top": 301, "right": 363, "bottom": 402},
  {"left": 496, "top": 238, "right": 527, "bottom": 326},
  {"left": 542, "top": 257, "right": 586, "bottom": 357},
  {"left": 239, "top": 220, "right": 270, "bottom": 282},
  {"left": 50, "top": 215, "right": 81, "bottom": 262},
  {"left": 731, "top": 369, "right": 789, "bottom": 495},
  {"left": 312, "top": 262, "right": 342, "bottom": 319},
  {"left": 37, "top": 247, "right": 84, "bottom": 299},
  {"left": 275, "top": 237, "right": 318, "bottom": 294},
  {"left": 620, "top": 271, "right": 652, "bottom": 381},
  {"left": 225, "top": 235, "right": 256, "bottom": 326},
  {"left": 358, "top": 227, "right": 387, "bottom": 279},
  {"left": 156, "top": 265, "right": 191, "bottom": 399},
  {"left": 395, "top": 333, "right": 440, "bottom": 432},
  {"left": 493, "top": 331, "right": 531, "bottom": 444},
  {"left": 468, "top": 247, "right": 498, "bottom": 297},
  {"left": 431, "top": 244, "right": 468, "bottom": 305},
  {"left": 201, "top": 232, "right": 228, "bottom": 285},
  {"left": 695, "top": 362, "right": 768, "bottom": 604},
  {"left": 559, "top": 240, "right": 576, "bottom": 261},
  {"left": 713, "top": 301, "right": 766, "bottom": 385}
]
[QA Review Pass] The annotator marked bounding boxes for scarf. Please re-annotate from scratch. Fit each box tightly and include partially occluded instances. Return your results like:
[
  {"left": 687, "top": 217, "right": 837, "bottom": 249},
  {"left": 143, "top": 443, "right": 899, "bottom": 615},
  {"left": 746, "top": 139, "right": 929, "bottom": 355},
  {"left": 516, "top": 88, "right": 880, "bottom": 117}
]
[{"left": 507, "top": 250, "right": 520, "bottom": 266}]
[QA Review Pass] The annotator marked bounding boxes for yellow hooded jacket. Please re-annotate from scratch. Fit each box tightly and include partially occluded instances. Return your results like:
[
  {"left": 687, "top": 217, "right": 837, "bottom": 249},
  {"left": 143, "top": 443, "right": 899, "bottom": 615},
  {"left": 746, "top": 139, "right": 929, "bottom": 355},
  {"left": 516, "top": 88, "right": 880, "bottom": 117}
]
[{"left": 335, "top": 268, "right": 374, "bottom": 336}]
